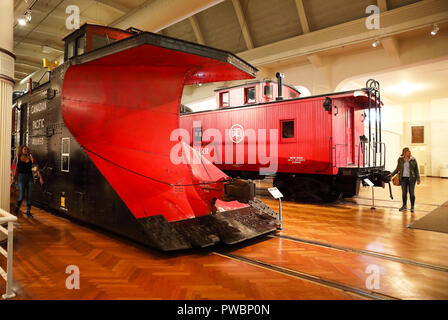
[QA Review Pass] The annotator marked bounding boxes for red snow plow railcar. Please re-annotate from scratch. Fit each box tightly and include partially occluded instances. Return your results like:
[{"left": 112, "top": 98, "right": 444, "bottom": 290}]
[
  {"left": 11, "top": 24, "right": 278, "bottom": 251},
  {"left": 180, "top": 76, "right": 392, "bottom": 201}
]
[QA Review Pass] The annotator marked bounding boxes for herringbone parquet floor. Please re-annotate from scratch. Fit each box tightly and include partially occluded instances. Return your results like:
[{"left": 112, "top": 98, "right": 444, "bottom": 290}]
[{"left": 2, "top": 177, "right": 448, "bottom": 299}]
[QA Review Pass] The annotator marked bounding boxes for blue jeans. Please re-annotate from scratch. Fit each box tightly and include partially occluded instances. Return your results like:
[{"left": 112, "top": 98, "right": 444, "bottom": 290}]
[
  {"left": 401, "top": 177, "right": 416, "bottom": 208},
  {"left": 16, "top": 173, "right": 33, "bottom": 212}
]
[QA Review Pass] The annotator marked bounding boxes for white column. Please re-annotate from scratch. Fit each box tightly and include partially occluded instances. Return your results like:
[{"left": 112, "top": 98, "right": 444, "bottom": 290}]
[{"left": 0, "top": 0, "right": 14, "bottom": 212}]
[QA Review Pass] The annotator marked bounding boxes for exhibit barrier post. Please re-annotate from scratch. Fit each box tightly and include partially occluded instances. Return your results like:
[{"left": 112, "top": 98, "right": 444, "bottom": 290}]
[
  {"left": 268, "top": 187, "right": 284, "bottom": 230},
  {"left": 0, "top": 208, "right": 17, "bottom": 299}
]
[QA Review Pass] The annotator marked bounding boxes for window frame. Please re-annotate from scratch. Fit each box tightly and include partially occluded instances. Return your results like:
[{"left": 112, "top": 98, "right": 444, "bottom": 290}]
[
  {"left": 264, "top": 84, "right": 273, "bottom": 98},
  {"left": 219, "top": 91, "right": 230, "bottom": 108},
  {"left": 244, "top": 86, "right": 256, "bottom": 104},
  {"left": 76, "top": 34, "right": 86, "bottom": 56},
  {"left": 280, "top": 119, "right": 296, "bottom": 143},
  {"left": 192, "top": 126, "right": 202, "bottom": 144},
  {"left": 61, "top": 137, "right": 70, "bottom": 172}
]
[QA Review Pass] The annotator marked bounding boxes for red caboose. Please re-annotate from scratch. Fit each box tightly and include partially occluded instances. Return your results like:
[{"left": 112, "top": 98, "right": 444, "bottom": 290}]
[{"left": 180, "top": 76, "right": 390, "bottom": 201}]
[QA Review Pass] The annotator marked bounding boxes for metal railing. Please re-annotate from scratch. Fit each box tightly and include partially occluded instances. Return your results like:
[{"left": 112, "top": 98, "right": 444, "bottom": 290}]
[
  {"left": 0, "top": 208, "right": 17, "bottom": 299},
  {"left": 334, "top": 141, "right": 386, "bottom": 169}
]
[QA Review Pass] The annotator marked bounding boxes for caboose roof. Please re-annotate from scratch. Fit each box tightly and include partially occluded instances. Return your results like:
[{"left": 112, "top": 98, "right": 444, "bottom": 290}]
[{"left": 182, "top": 88, "right": 383, "bottom": 115}]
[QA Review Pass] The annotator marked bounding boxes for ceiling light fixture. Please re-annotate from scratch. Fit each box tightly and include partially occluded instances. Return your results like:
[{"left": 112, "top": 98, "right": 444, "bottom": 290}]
[
  {"left": 18, "top": 10, "right": 32, "bottom": 26},
  {"left": 431, "top": 24, "right": 439, "bottom": 36},
  {"left": 372, "top": 39, "right": 380, "bottom": 48},
  {"left": 18, "top": 17, "right": 27, "bottom": 26},
  {"left": 25, "top": 10, "right": 32, "bottom": 22}
]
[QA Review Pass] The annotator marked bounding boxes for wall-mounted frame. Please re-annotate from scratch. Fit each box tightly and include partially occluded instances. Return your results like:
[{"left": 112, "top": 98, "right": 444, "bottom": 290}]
[{"left": 411, "top": 126, "right": 424, "bottom": 144}]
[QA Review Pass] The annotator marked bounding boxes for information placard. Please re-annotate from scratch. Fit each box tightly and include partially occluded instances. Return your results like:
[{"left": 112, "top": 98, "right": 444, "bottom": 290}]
[
  {"left": 268, "top": 187, "right": 283, "bottom": 199},
  {"left": 364, "top": 178, "right": 374, "bottom": 187}
]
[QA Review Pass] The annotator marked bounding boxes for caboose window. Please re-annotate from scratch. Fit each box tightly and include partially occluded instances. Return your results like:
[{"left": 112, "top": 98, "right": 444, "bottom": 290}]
[
  {"left": 244, "top": 87, "right": 256, "bottom": 104},
  {"left": 193, "top": 127, "right": 202, "bottom": 143},
  {"left": 219, "top": 91, "right": 229, "bottom": 107},
  {"left": 347, "top": 109, "right": 351, "bottom": 128},
  {"left": 289, "top": 91, "right": 298, "bottom": 99},
  {"left": 281, "top": 120, "right": 295, "bottom": 139},
  {"left": 264, "top": 85, "right": 272, "bottom": 97}
]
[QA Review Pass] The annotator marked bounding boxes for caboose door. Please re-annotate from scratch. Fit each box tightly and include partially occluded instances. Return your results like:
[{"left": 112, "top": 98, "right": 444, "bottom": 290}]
[{"left": 346, "top": 106, "right": 355, "bottom": 164}]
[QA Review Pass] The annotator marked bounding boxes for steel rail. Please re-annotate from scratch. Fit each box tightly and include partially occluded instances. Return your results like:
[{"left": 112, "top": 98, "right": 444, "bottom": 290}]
[
  {"left": 213, "top": 251, "right": 398, "bottom": 300},
  {"left": 271, "top": 234, "right": 448, "bottom": 273}
]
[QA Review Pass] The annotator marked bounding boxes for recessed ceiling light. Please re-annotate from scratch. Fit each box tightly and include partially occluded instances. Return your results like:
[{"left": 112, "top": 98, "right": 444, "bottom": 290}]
[{"left": 372, "top": 39, "right": 380, "bottom": 48}]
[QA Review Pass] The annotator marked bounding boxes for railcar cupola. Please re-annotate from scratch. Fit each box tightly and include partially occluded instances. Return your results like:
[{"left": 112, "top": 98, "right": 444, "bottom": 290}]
[
  {"left": 215, "top": 78, "right": 301, "bottom": 108},
  {"left": 62, "top": 24, "right": 136, "bottom": 61}
]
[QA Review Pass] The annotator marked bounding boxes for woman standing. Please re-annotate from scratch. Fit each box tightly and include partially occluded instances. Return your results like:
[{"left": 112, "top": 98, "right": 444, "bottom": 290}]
[
  {"left": 12, "top": 145, "right": 43, "bottom": 217},
  {"left": 391, "top": 147, "right": 420, "bottom": 212}
]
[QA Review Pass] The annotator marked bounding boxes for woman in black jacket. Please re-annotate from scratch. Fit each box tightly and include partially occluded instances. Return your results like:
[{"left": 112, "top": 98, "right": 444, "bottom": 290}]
[
  {"left": 391, "top": 147, "right": 420, "bottom": 212},
  {"left": 12, "top": 145, "right": 44, "bottom": 217}
]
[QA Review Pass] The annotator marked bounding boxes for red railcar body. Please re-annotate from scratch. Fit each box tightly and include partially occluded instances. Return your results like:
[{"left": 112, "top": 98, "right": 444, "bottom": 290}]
[
  {"left": 12, "top": 24, "right": 279, "bottom": 251},
  {"left": 180, "top": 82, "right": 389, "bottom": 201}
]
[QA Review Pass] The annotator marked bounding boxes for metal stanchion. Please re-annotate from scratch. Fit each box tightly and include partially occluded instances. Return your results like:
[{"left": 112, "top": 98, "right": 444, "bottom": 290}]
[
  {"left": 363, "top": 179, "right": 376, "bottom": 210},
  {"left": 268, "top": 187, "right": 284, "bottom": 230}
]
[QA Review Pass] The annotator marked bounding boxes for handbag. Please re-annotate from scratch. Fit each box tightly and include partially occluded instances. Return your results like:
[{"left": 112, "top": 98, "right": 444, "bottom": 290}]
[{"left": 392, "top": 174, "right": 400, "bottom": 186}]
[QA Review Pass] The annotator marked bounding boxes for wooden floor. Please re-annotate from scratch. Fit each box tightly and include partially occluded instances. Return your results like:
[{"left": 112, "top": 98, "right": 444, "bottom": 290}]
[{"left": 1, "top": 177, "right": 448, "bottom": 300}]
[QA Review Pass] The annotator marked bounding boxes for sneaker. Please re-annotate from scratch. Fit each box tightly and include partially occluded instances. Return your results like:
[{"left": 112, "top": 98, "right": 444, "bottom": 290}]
[
  {"left": 26, "top": 211, "right": 33, "bottom": 218},
  {"left": 410, "top": 207, "right": 415, "bottom": 213},
  {"left": 399, "top": 206, "right": 407, "bottom": 212}
]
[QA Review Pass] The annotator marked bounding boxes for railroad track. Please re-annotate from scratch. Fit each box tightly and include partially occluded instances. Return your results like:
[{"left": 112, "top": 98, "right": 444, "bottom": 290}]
[
  {"left": 213, "top": 250, "right": 399, "bottom": 300},
  {"left": 213, "top": 229, "right": 448, "bottom": 300},
  {"left": 270, "top": 234, "right": 448, "bottom": 273}
]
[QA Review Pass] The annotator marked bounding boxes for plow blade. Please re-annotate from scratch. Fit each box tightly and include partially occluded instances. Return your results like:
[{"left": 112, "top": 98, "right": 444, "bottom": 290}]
[
  {"left": 60, "top": 31, "right": 278, "bottom": 249},
  {"left": 137, "top": 200, "right": 278, "bottom": 251}
]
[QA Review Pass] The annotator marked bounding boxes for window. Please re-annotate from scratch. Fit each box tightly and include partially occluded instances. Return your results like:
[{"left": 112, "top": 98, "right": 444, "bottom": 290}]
[
  {"left": 91, "top": 33, "right": 116, "bottom": 50},
  {"left": 61, "top": 138, "right": 70, "bottom": 172},
  {"left": 289, "top": 91, "right": 298, "bottom": 99},
  {"left": 347, "top": 109, "right": 351, "bottom": 129},
  {"left": 193, "top": 126, "right": 202, "bottom": 143},
  {"left": 67, "top": 40, "right": 75, "bottom": 59},
  {"left": 412, "top": 126, "right": 424, "bottom": 144},
  {"left": 244, "top": 87, "right": 256, "bottom": 104},
  {"left": 281, "top": 120, "right": 295, "bottom": 141},
  {"left": 219, "top": 91, "right": 229, "bottom": 107},
  {"left": 264, "top": 85, "right": 272, "bottom": 97},
  {"left": 76, "top": 35, "right": 86, "bottom": 55}
]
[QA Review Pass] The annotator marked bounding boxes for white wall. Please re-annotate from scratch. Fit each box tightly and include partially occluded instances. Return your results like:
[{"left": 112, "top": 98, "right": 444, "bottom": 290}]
[{"left": 401, "top": 98, "right": 448, "bottom": 177}]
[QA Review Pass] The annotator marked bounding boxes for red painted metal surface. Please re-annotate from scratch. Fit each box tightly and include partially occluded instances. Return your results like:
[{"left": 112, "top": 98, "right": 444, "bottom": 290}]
[
  {"left": 61, "top": 44, "right": 254, "bottom": 222},
  {"left": 215, "top": 81, "right": 300, "bottom": 107},
  {"left": 181, "top": 93, "right": 368, "bottom": 177}
]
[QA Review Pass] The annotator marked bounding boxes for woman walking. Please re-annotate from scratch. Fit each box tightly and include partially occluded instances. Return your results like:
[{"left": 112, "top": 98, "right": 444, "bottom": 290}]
[
  {"left": 12, "top": 145, "right": 43, "bottom": 217},
  {"left": 391, "top": 147, "right": 420, "bottom": 212}
]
